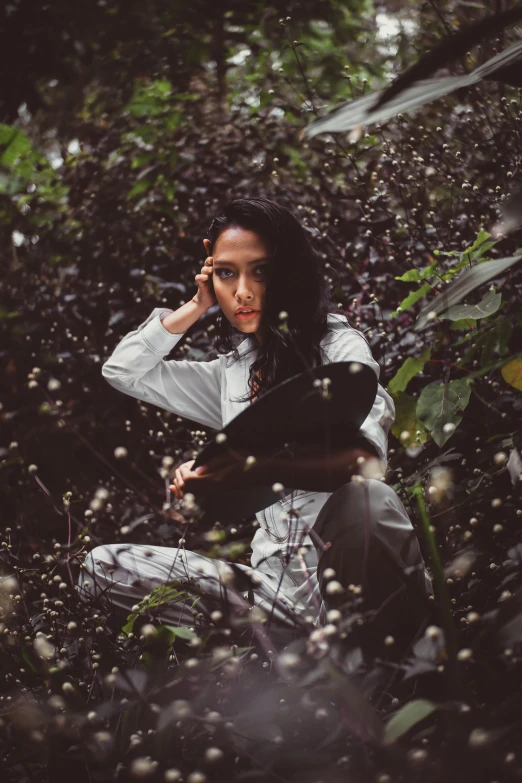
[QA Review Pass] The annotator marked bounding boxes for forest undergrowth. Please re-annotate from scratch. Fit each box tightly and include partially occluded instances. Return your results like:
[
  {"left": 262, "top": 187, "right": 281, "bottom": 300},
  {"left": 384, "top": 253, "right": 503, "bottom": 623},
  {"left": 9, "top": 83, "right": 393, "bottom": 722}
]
[{"left": 2, "top": 6, "right": 522, "bottom": 782}]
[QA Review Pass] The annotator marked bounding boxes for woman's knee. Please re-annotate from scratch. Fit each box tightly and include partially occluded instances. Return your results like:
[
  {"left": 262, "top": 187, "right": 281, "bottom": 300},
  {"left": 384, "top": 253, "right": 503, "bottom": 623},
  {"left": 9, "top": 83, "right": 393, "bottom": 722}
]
[
  {"left": 317, "top": 477, "right": 399, "bottom": 531},
  {"left": 82, "top": 544, "right": 116, "bottom": 575},
  {"left": 78, "top": 544, "right": 120, "bottom": 599}
]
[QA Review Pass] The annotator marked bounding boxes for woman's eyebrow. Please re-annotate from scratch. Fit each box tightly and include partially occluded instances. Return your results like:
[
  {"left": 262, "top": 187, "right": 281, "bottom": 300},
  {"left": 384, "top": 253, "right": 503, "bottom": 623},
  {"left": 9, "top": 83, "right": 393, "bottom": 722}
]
[{"left": 213, "top": 257, "right": 271, "bottom": 266}]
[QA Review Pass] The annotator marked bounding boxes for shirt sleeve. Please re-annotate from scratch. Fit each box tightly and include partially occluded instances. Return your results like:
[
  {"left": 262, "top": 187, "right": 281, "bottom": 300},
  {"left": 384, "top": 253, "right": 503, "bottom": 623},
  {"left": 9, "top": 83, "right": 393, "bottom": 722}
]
[
  {"left": 101, "top": 308, "right": 223, "bottom": 430},
  {"left": 320, "top": 323, "right": 395, "bottom": 462}
]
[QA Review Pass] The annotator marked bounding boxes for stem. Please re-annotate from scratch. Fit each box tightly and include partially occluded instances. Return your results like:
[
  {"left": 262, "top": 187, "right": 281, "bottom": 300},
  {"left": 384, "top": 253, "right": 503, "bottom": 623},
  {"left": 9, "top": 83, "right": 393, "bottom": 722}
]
[{"left": 412, "top": 483, "right": 461, "bottom": 699}]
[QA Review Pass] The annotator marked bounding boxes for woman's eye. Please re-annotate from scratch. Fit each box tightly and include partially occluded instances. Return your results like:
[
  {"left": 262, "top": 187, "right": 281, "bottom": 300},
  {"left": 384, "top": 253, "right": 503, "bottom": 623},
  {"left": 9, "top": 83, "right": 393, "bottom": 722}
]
[{"left": 215, "top": 267, "right": 268, "bottom": 279}]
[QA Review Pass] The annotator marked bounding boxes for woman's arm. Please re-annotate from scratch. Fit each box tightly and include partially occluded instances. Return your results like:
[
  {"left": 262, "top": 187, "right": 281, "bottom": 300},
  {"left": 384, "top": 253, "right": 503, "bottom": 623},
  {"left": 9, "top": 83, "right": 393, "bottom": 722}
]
[
  {"left": 181, "top": 439, "right": 380, "bottom": 497},
  {"left": 102, "top": 305, "right": 223, "bottom": 430},
  {"left": 320, "top": 322, "right": 395, "bottom": 463},
  {"left": 252, "top": 441, "right": 379, "bottom": 493}
]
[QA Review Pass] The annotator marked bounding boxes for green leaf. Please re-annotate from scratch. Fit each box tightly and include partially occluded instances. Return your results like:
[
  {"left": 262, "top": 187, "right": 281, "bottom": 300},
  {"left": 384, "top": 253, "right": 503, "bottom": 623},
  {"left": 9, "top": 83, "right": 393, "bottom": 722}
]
[
  {"left": 163, "top": 625, "right": 198, "bottom": 641},
  {"left": 416, "top": 254, "right": 522, "bottom": 329},
  {"left": 393, "top": 282, "right": 432, "bottom": 316},
  {"left": 0, "top": 125, "right": 32, "bottom": 168},
  {"left": 417, "top": 378, "right": 472, "bottom": 447},
  {"left": 450, "top": 318, "right": 477, "bottom": 330},
  {"left": 0, "top": 172, "right": 26, "bottom": 195},
  {"left": 443, "top": 290, "right": 501, "bottom": 321},
  {"left": 395, "top": 260, "right": 438, "bottom": 282},
  {"left": 121, "top": 581, "right": 191, "bottom": 635},
  {"left": 127, "top": 180, "right": 152, "bottom": 200},
  {"left": 390, "top": 392, "right": 430, "bottom": 449},
  {"left": 384, "top": 699, "right": 438, "bottom": 745},
  {"left": 388, "top": 350, "right": 431, "bottom": 395},
  {"left": 461, "top": 230, "right": 496, "bottom": 263}
]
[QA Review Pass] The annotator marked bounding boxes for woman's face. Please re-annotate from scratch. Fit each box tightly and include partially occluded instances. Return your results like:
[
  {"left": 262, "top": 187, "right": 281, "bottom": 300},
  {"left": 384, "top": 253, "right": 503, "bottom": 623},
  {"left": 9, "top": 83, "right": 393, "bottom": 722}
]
[{"left": 212, "top": 227, "right": 271, "bottom": 344}]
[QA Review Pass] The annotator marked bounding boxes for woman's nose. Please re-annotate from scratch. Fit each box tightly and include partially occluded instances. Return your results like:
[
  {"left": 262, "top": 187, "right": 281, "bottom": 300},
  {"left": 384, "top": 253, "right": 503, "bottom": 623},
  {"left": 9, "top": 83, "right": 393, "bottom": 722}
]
[{"left": 235, "top": 278, "right": 254, "bottom": 298}]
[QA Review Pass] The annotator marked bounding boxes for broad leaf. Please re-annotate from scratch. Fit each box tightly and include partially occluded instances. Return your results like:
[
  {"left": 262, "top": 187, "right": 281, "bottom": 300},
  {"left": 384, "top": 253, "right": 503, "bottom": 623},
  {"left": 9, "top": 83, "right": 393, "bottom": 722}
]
[
  {"left": 384, "top": 699, "right": 438, "bottom": 745},
  {"left": 442, "top": 290, "right": 502, "bottom": 321},
  {"left": 372, "top": 7, "right": 522, "bottom": 112},
  {"left": 502, "top": 358, "right": 522, "bottom": 391},
  {"left": 417, "top": 379, "right": 472, "bottom": 447},
  {"left": 393, "top": 282, "right": 432, "bottom": 316},
  {"left": 163, "top": 625, "right": 198, "bottom": 641},
  {"left": 390, "top": 392, "right": 430, "bottom": 449},
  {"left": 450, "top": 318, "right": 477, "bottom": 330},
  {"left": 415, "top": 254, "right": 522, "bottom": 329},
  {"left": 304, "top": 34, "right": 522, "bottom": 138},
  {"left": 388, "top": 350, "right": 431, "bottom": 395},
  {"left": 323, "top": 661, "right": 383, "bottom": 742}
]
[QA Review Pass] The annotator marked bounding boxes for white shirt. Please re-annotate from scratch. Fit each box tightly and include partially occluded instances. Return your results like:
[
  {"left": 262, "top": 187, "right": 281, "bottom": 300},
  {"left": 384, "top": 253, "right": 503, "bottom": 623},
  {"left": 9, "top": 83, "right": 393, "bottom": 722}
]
[{"left": 101, "top": 308, "right": 395, "bottom": 616}]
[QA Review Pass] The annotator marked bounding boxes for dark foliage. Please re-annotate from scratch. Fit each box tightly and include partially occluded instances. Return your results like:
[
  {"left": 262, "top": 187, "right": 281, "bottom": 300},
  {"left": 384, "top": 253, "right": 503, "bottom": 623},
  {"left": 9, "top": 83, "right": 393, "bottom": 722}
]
[{"left": 1, "top": 2, "right": 522, "bottom": 782}]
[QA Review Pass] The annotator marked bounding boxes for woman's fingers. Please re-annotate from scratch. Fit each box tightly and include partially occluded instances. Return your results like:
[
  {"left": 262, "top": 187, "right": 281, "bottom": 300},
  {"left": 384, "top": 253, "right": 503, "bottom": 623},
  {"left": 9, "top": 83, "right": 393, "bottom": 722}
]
[{"left": 170, "top": 459, "right": 198, "bottom": 499}]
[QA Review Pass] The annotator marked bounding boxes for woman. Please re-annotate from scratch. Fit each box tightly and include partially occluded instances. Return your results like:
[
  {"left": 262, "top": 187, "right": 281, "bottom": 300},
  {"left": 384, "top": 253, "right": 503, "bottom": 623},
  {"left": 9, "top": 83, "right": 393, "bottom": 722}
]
[{"left": 79, "top": 198, "right": 434, "bottom": 658}]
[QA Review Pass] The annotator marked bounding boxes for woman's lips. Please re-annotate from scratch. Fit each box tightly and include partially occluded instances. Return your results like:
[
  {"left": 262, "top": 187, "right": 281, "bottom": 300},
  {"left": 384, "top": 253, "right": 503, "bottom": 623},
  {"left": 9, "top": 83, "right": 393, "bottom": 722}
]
[{"left": 235, "top": 311, "right": 259, "bottom": 320}]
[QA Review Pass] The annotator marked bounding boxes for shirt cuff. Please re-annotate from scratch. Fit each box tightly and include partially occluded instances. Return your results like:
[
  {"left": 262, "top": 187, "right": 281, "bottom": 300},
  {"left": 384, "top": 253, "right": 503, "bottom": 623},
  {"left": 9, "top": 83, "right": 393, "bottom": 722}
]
[{"left": 141, "top": 312, "right": 185, "bottom": 354}]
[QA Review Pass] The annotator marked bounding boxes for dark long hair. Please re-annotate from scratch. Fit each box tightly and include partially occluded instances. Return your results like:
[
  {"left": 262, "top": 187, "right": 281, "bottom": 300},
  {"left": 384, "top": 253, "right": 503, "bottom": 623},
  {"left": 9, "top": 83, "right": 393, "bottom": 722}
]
[{"left": 206, "top": 198, "right": 340, "bottom": 404}]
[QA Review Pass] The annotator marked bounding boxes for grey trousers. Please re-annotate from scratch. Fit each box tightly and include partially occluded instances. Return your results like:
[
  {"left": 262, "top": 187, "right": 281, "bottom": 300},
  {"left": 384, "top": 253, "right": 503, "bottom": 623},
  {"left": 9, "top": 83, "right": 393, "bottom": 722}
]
[{"left": 78, "top": 478, "right": 434, "bottom": 652}]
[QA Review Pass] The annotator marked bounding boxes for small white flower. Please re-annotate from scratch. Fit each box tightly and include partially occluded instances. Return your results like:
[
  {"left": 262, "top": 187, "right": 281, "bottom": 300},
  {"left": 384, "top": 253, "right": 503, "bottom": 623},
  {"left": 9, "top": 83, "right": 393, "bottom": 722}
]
[
  {"left": 325, "top": 580, "right": 344, "bottom": 595},
  {"left": 140, "top": 624, "right": 156, "bottom": 639},
  {"left": 215, "top": 433, "right": 227, "bottom": 443},
  {"left": 468, "top": 728, "right": 490, "bottom": 748},
  {"left": 278, "top": 652, "right": 302, "bottom": 671},
  {"left": 272, "top": 482, "right": 284, "bottom": 493},
  {"left": 34, "top": 636, "right": 55, "bottom": 660},
  {"left": 130, "top": 757, "right": 156, "bottom": 778},
  {"left": 114, "top": 447, "right": 128, "bottom": 459},
  {"left": 204, "top": 747, "right": 224, "bottom": 763},
  {"left": 327, "top": 609, "right": 342, "bottom": 623}
]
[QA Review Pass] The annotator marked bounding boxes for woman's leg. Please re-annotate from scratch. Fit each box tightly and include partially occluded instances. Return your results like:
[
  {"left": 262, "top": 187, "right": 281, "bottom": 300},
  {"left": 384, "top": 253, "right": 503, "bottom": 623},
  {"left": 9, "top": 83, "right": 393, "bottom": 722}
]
[
  {"left": 78, "top": 543, "right": 304, "bottom": 647},
  {"left": 312, "top": 478, "right": 435, "bottom": 658}
]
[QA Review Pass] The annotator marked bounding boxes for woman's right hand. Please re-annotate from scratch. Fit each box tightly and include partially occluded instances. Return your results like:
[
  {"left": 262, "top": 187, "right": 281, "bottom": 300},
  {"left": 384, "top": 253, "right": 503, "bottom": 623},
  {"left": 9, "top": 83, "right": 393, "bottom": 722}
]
[
  {"left": 192, "top": 238, "right": 217, "bottom": 311},
  {"left": 170, "top": 459, "right": 196, "bottom": 500}
]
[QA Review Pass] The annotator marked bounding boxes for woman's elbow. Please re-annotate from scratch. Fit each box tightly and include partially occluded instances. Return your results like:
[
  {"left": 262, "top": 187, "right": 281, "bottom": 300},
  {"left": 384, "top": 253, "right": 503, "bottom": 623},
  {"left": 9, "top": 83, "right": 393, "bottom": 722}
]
[{"left": 101, "top": 360, "right": 126, "bottom": 390}]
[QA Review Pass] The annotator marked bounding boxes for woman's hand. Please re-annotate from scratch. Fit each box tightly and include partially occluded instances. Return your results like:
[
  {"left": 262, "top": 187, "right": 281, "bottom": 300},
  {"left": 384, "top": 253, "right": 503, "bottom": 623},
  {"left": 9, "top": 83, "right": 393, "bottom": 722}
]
[
  {"left": 170, "top": 451, "right": 265, "bottom": 500},
  {"left": 191, "top": 238, "right": 217, "bottom": 311},
  {"left": 170, "top": 459, "right": 196, "bottom": 500}
]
